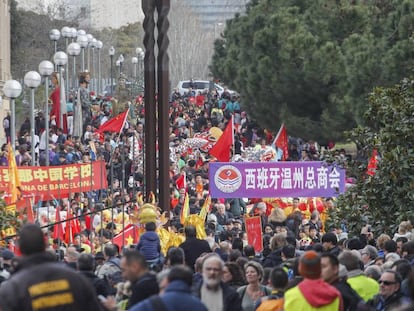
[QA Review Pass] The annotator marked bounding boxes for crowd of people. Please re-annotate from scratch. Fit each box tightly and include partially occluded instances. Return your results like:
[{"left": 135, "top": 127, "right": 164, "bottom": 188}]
[{"left": 1, "top": 74, "right": 413, "bottom": 311}]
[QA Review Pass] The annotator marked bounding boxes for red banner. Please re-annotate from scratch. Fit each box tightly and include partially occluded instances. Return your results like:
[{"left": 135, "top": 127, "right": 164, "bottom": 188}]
[
  {"left": 0, "top": 160, "right": 107, "bottom": 200},
  {"left": 245, "top": 216, "right": 263, "bottom": 253}
]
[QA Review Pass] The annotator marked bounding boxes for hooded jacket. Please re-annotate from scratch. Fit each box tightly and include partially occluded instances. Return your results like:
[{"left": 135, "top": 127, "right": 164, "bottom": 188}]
[
  {"left": 136, "top": 231, "right": 161, "bottom": 261},
  {"left": 284, "top": 278, "right": 343, "bottom": 311},
  {"left": 0, "top": 252, "right": 103, "bottom": 311}
]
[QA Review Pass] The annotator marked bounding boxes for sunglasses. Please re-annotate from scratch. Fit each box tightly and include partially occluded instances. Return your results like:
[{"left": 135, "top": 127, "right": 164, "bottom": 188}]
[{"left": 378, "top": 280, "right": 397, "bottom": 286}]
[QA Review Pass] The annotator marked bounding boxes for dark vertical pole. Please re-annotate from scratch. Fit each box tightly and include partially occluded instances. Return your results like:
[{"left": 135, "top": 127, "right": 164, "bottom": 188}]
[
  {"left": 156, "top": 0, "right": 170, "bottom": 212},
  {"left": 142, "top": 0, "right": 157, "bottom": 200},
  {"left": 110, "top": 55, "right": 114, "bottom": 97}
]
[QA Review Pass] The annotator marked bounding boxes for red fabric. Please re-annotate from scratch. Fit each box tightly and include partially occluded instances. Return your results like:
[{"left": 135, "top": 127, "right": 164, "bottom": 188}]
[
  {"left": 272, "top": 123, "right": 289, "bottom": 161},
  {"left": 53, "top": 207, "right": 64, "bottom": 241},
  {"left": 64, "top": 208, "right": 80, "bottom": 244},
  {"left": 176, "top": 172, "right": 186, "bottom": 190},
  {"left": 366, "top": 149, "right": 378, "bottom": 176},
  {"left": 298, "top": 279, "right": 342, "bottom": 309},
  {"left": 112, "top": 224, "right": 138, "bottom": 249},
  {"left": 245, "top": 217, "right": 263, "bottom": 252},
  {"left": 209, "top": 117, "right": 234, "bottom": 162},
  {"left": 96, "top": 109, "right": 129, "bottom": 140},
  {"left": 195, "top": 95, "right": 205, "bottom": 107},
  {"left": 49, "top": 87, "right": 68, "bottom": 133}
]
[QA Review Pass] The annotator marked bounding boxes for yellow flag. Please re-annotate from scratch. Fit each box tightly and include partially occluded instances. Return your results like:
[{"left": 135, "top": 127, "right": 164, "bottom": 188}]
[
  {"left": 180, "top": 192, "right": 190, "bottom": 225},
  {"left": 198, "top": 195, "right": 211, "bottom": 221},
  {"left": 7, "top": 144, "right": 21, "bottom": 204}
]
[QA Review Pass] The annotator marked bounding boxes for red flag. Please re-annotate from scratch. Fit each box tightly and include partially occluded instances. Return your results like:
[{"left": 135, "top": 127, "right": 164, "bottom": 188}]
[
  {"left": 209, "top": 116, "right": 234, "bottom": 162},
  {"left": 53, "top": 207, "right": 64, "bottom": 241},
  {"left": 245, "top": 216, "right": 263, "bottom": 253},
  {"left": 272, "top": 123, "right": 289, "bottom": 161},
  {"left": 96, "top": 109, "right": 129, "bottom": 139},
  {"left": 113, "top": 224, "right": 138, "bottom": 249},
  {"left": 176, "top": 172, "right": 186, "bottom": 190},
  {"left": 64, "top": 208, "right": 80, "bottom": 244},
  {"left": 367, "top": 149, "right": 378, "bottom": 176}
]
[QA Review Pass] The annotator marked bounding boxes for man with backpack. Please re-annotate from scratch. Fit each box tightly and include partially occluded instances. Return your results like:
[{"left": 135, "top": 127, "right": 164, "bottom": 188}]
[
  {"left": 96, "top": 244, "right": 122, "bottom": 294},
  {"left": 255, "top": 267, "right": 288, "bottom": 311}
]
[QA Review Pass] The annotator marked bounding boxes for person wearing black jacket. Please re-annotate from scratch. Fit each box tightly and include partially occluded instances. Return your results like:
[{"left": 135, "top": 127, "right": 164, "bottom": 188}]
[
  {"left": 77, "top": 253, "right": 111, "bottom": 298},
  {"left": 0, "top": 224, "right": 103, "bottom": 311},
  {"left": 179, "top": 225, "right": 211, "bottom": 270},
  {"left": 321, "top": 253, "right": 363, "bottom": 311}
]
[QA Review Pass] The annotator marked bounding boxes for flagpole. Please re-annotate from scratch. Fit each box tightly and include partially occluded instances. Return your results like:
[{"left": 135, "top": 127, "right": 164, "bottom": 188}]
[{"left": 231, "top": 115, "right": 235, "bottom": 161}]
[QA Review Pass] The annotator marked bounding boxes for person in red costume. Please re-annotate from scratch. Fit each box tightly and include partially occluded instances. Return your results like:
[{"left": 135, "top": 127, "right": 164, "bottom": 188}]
[{"left": 49, "top": 72, "right": 68, "bottom": 133}]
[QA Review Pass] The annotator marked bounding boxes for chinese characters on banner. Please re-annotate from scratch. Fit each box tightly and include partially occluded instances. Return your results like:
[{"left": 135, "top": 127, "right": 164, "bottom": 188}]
[
  {"left": 0, "top": 161, "right": 107, "bottom": 200},
  {"left": 209, "top": 162, "right": 345, "bottom": 198},
  {"left": 245, "top": 216, "right": 263, "bottom": 253}
]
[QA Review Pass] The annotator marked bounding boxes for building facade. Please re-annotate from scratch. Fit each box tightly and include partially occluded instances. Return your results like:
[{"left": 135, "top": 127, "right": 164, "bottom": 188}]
[
  {"left": 0, "top": 0, "right": 11, "bottom": 143},
  {"left": 181, "top": 0, "right": 249, "bottom": 29}
]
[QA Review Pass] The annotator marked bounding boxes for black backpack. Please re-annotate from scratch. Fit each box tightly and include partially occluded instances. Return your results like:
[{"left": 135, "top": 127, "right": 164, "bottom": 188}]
[{"left": 104, "top": 260, "right": 124, "bottom": 293}]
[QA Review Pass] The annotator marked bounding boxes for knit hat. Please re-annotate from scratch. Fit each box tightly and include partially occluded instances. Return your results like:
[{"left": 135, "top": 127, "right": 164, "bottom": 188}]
[{"left": 299, "top": 250, "right": 321, "bottom": 280}]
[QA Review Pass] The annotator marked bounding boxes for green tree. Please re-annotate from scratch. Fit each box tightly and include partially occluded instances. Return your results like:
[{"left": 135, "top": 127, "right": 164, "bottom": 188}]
[
  {"left": 211, "top": 0, "right": 414, "bottom": 142},
  {"left": 328, "top": 78, "right": 414, "bottom": 236}
]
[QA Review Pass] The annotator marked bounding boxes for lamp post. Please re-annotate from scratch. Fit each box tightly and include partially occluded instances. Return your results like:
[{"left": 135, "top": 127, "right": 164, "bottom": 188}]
[
  {"left": 3, "top": 80, "right": 22, "bottom": 152},
  {"left": 38, "top": 61, "right": 54, "bottom": 166},
  {"left": 49, "top": 29, "right": 61, "bottom": 62},
  {"left": 96, "top": 40, "right": 103, "bottom": 95},
  {"left": 137, "top": 49, "right": 145, "bottom": 91},
  {"left": 132, "top": 57, "right": 138, "bottom": 81},
  {"left": 118, "top": 54, "right": 124, "bottom": 75},
  {"left": 90, "top": 38, "right": 97, "bottom": 93},
  {"left": 77, "top": 34, "right": 88, "bottom": 72},
  {"left": 86, "top": 34, "right": 94, "bottom": 71},
  {"left": 77, "top": 29, "right": 86, "bottom": 36},
  {"left": 67, "top": 42, "right": 81, "bottom": 92},
  {"left": 53, "top": 51, "right": 68, "bottom": 129},
  {"left": 24, "top": 71, "right": 41, "bottom": 165},
  {"left": 109, "top": 46, "right": 115, "bottom": 97},
  {"left": 69, "top": 27, "right": 77, "bottom": 42},
  {"left": 116, "top": 60, "right": 121, "bottom": 77}
]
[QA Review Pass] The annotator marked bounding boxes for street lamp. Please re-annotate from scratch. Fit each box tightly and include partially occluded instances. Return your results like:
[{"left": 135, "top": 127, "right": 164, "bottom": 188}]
[
  {"left": 136, "top": 48, "right": 145, "bottom": 90},
  {"left": 53, "top": 51, "right": 68, "bottom": 129},
  {"left": 77, "top": 29, "right": 86, "bottom": 36},
  {"left": 118, "top": 54, "right": 124, "bottom": 75},
  {"left": 67, "top": 42, "right": 81, "bottom": 91},
  {"left": 77, "top": 34, "right": 88, "bottom": 72},
  {"left": 3, "top": 80, "right": 22, "bottom": 152},
  {"left": 116, "top": 60, "right": 121, "bottom": 77},
  {"left": 109, "top": 46, "right": 115, "bottom": 97},
  {"left": 132, "top": 56, "right": 138, "bottom": 80},
  {"left": 69, "top": 27, "right": 77, "bottom": 42},
  {"left": 38, "top": 60, "right": 54, "bottom": 166},
  {"left": 96, "top": 40, "right": 103, "bottom": 94},
  {"left": 86, "top": 34, "right": 94, "bottom": 71},
  {"left": 49, "top": 29, "right": 61, "bottom": 55},
  {"left": 90, "top": 38, "right": 97, "bottom": 93},
  {"left": 24, "top": 71, "right": 41, "bottom": 165}
]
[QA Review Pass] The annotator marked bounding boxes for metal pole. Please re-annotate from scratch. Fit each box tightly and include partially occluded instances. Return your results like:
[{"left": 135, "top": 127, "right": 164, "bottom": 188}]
[
  {"left": 54, "top": 41, "right": 58, "bottom": 71},
  {"left": 87, "top": 47, "right": 90, "bottom": 72},
  {"left": 45, "top": 77, "right": 50, "bottom": 166},
  {"left": 81, "top": 48, "right": 85, "bottom": 72},
  {"left": 59, "top": 65, "right": 64, "bottom": 129},
  {"left": 156, "top": 0, "right": 171, "bottom": 211},
  {"left": 143, "top": 0, "right": 157, "bottom": 199},
  {"left": 11, "top": 98, "right": 16, "bottom": 152},
  {"left": 98, "top": 49, "right": 101, "bottom": 95},
  {"left": 72, "top": 57, "right": 76, "bottom": 98},
  {"left": 30, "top": 88, "right": 36, "bottom": 165},
  {"left": 91, "top": 47, "right": 95, "bottom": 93},
  {"left": 110, "top": 55, "right": 114, "bottom": 97},
  {"left": 65, "top": 38, "right": 69, "bottom": 103}
]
